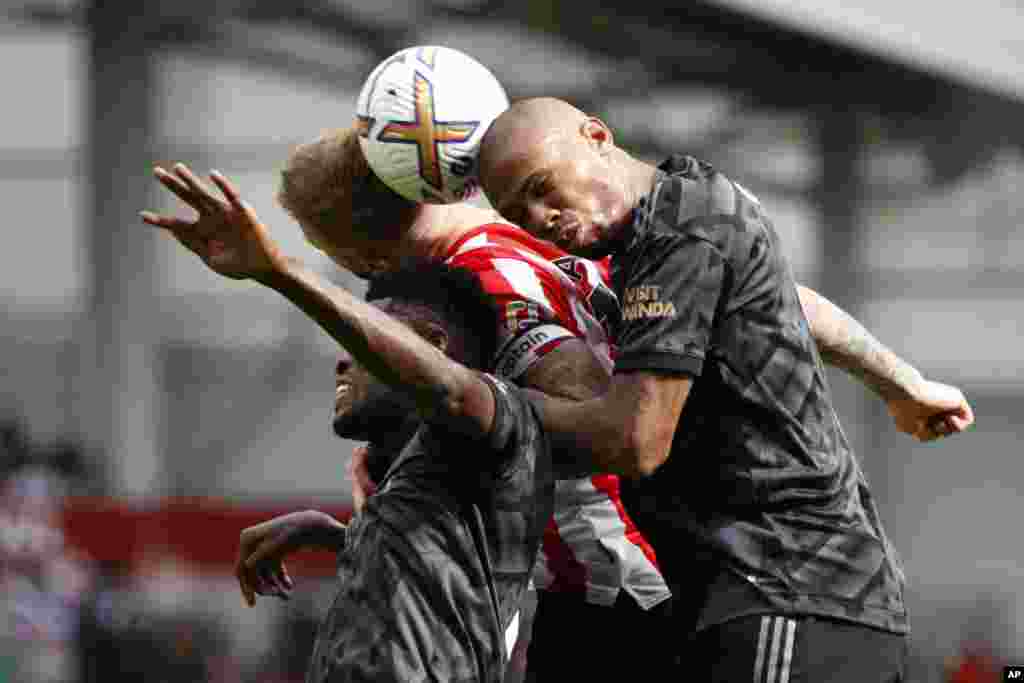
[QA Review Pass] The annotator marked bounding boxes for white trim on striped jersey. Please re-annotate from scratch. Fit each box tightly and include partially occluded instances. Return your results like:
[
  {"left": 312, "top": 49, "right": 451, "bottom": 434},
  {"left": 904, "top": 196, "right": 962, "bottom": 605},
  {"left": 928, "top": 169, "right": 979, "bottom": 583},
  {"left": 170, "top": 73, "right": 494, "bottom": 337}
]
[
  {"left": 540, "top": 478, "right": 670, "bottom": 608},
  {"left": 504, "top": 610, "right": 520, "bottom": 661}
]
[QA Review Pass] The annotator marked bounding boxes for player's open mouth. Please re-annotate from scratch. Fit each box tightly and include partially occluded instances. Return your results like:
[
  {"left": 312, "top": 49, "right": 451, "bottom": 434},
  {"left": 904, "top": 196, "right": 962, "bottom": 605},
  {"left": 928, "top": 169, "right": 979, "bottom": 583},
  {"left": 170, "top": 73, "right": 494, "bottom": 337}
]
[{"left": 335, "top": 383, "right": 351, "bottom": 412}]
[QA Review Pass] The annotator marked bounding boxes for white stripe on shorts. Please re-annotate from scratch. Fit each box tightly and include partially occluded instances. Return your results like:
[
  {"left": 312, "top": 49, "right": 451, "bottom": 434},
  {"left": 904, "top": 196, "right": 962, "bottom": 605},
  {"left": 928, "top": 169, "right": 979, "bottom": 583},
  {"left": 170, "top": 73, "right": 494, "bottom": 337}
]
[
  {"left": 753, "top": 616, "right": 771, "bottom": 683},
  {"left": 765, "top": 617, "right": 784, "bottom": 683},
  {"left": 753, "top": 616, "right": 797, "bottom": 683}
]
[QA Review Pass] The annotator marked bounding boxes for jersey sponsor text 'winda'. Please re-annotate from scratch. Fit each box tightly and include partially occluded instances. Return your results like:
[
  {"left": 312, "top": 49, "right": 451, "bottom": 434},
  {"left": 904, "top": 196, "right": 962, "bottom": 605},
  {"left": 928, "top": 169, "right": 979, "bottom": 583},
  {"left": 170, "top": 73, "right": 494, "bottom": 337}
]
[{"left": 622, "top": 285, "right": 676, "bottom": 321}]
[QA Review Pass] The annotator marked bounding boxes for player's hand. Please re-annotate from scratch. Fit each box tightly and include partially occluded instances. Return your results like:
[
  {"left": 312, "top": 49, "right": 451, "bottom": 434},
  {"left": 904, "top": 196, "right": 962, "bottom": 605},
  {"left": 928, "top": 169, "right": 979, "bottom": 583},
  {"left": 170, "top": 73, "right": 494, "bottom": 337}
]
[
  {"left": 141, "top": 163, "right": 288, "bottom": 280},
  {"left": 886, "top": 378, "right": 975, "bottom": 442},
  {"left": 235, "top": 510, "right": 346, "bottom": 608},
  {"left": 348, "top": 445, "right": 378, "bottom": 515}
]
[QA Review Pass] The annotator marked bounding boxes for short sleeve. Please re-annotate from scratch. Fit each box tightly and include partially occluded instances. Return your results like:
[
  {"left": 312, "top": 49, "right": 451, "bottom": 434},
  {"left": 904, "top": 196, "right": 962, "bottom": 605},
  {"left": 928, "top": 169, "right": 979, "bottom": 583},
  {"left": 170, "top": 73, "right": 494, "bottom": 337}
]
[
  {"left": 478, "top": 373, "right": 547, "bottom": 478},
  {"left": 481, "top": 374, "right": 530, "bottom": 451},
  {"left": 614, "top": 234, "right": 726, "bottom": 376}
]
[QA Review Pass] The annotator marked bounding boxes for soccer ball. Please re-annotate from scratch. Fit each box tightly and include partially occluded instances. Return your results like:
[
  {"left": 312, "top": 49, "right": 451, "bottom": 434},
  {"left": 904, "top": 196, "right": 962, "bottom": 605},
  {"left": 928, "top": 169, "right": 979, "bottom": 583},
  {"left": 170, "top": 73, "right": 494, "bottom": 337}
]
[{"left": 355, "top": 46, "right": 509, "bottom": 204}]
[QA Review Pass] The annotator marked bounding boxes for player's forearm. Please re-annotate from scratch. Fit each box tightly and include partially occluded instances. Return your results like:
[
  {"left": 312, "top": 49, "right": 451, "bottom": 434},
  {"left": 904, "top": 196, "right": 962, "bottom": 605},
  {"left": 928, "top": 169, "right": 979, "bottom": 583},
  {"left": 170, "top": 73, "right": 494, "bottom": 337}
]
[
  {"left": 529, "top": 372, "right": 680, "bottom": 479},
  {"left": 520, "top": 339, "right": 610, "bottom": 402},
  {"left": 797, "top": 285, "right": 923, "bottom": 401},
  {"left": 279, "top": 511, "right": 348, "bottom": 552},
  {"left": 527, "top": 391, "right": 626, "bottom": 476},
  {"left": 307, "top": 513, "right": 349, "bottom": 551},
  {"left": 257, "top": 260, "right": 491, "bottom": 435}
]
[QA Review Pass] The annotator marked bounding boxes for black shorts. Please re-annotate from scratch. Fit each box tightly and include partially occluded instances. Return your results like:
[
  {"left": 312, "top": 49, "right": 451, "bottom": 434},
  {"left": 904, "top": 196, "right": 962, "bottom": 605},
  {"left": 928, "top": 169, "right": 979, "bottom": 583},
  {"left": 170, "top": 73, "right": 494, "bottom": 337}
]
[
  {"left": 687, "top": 614, "right": 908, "bottom": 683},
  {"left": 524, "top": 590, "right": 679, "bottom": 682}
]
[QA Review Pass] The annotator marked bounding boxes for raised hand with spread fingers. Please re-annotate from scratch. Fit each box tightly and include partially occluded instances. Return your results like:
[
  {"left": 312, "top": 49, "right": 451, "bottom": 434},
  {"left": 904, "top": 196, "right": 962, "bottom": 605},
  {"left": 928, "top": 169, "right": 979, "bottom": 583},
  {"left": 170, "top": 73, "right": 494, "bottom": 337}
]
[{"left": 141, "top": 163, "right": 288, "bottom": 281}]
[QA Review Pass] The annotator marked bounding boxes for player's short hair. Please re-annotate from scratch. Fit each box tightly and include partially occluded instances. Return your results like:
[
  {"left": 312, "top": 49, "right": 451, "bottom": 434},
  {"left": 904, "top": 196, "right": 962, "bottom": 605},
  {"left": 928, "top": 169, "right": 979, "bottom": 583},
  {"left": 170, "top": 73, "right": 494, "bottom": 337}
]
[
  {"left": 277, "top": 127, "right": 414, "bottom": 251},
  {"left": 366, "top": 260, "right": 499, "bottom": 371}
]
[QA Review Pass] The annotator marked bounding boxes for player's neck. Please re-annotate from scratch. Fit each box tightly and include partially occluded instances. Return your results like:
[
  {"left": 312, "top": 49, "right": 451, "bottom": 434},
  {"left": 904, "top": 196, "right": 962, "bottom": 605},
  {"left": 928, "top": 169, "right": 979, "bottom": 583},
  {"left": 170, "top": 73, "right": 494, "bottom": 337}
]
[
  {"left": 404, "top": 204, "right": 506, "bottom": 261},
  {"left": 606, "top": 150, "right": 660, "bottom": 242},
  {"left": 620, "top": 151, "right": 660, "bottom": 210}
]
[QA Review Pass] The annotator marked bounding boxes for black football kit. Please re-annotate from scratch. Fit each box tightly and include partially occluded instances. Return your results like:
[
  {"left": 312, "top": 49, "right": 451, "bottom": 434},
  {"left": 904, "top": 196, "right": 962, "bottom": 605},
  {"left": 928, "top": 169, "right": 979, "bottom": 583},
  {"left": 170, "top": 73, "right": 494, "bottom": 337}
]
[
  {"left": 611, "top": 155, "right": 908, "bottom": 681},
  {"left": 308, "top": 375, "right": 554, "bottom": 683}
]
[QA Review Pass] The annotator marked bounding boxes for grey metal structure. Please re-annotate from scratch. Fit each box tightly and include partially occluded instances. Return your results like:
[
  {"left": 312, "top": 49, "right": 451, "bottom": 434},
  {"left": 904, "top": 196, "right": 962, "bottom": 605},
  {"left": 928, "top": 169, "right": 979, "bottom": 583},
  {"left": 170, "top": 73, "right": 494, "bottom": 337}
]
[
  {"left": 3, "top": 1, "right": 1024, "bottom": 677},
  {"left": 3, "top": 0, "right": 1019, "bottom": 504}
]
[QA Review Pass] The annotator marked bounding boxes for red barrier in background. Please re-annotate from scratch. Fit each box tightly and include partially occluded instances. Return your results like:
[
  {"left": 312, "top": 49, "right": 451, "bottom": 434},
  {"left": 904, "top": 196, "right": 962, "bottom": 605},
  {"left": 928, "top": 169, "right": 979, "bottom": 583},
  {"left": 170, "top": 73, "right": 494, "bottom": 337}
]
[{"left": 60, "top": 497, "right": 354, "bottom": 577}]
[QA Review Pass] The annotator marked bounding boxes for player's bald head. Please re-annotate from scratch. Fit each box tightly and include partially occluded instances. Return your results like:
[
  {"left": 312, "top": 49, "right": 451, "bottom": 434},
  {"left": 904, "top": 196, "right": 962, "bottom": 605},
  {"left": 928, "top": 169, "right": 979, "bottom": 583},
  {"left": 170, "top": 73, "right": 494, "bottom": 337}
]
[
  {"left": 478, "top": 97, "right": 632, "bottom": 257},
  {"left": 480, "top": 97, "right": 613, "bottom": 216},
  {"left": 481, "top": 97, "right": 587, "bottom": 168}
]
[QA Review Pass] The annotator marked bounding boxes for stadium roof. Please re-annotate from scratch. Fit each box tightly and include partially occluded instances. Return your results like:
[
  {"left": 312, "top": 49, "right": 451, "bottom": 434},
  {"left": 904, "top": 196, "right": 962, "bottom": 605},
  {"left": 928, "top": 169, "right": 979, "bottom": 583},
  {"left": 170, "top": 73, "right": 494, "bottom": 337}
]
[{"left": 708, "top": 0, "right": 1024, "bottom": 104}]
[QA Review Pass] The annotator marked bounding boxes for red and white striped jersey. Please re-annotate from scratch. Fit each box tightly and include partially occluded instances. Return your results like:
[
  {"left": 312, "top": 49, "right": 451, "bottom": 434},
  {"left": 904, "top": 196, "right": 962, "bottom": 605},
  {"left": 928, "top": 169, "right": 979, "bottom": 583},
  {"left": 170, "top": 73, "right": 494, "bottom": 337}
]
[{"left": 445, "top": 223, "right": 671, "bottom": 610}]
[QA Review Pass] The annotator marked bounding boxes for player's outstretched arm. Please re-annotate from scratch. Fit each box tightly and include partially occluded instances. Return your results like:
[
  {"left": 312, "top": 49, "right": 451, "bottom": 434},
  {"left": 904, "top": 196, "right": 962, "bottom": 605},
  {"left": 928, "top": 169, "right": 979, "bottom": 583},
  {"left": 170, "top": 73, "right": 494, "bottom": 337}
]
[
  {"left": 797, "top": 285, "right": 974, "bottom": 441},
  {"left": 141, "top": 164, "right": 287, "bottom": 280},
  {"left": 236, "top": 510, "right": 347, "bottom": 607},
  {"left": 142, "top": 165, "right": 496, "bottom": 440},
  {"left": 796, "top": 285, "right": 921, "bottom": 396}
]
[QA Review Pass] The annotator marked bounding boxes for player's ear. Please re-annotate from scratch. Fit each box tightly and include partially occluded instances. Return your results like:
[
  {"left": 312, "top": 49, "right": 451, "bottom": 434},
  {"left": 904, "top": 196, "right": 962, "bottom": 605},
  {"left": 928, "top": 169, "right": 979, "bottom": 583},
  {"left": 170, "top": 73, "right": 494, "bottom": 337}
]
[{"left": 580, "top": 117, "right": 614, "bottom": 156}]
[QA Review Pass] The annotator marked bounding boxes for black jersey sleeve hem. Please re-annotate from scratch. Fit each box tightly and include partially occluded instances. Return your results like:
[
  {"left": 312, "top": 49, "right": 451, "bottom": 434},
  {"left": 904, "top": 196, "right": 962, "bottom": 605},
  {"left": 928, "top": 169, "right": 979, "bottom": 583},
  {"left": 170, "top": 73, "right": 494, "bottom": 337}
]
[
  {"left": 478, "top": 372, "right": 514, "bottom": 453},
  {"left": 614, "top": 350, "right": 703, "bottom": 377}
]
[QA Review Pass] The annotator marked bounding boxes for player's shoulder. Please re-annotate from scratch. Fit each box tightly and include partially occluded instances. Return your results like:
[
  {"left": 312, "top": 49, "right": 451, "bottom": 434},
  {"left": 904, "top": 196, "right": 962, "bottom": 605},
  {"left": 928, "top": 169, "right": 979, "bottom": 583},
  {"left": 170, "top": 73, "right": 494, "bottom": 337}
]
[
  {"left": 447, "top": 222, "right": 564, "bottom": 262},
  {"left": 445, "top": 223, "right": 575, "bottom": 301},
  {"left": 448, "top": 224, "right": 544, "bottom": 273},
  {"left": 640, "top": 155, "right": 769, "bottom": 248}
]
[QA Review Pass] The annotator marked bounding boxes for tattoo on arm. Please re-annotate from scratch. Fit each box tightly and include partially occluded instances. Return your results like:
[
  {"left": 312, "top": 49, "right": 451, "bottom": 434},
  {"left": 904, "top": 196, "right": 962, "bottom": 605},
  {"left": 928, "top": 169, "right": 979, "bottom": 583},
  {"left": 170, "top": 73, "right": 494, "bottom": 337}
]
[{"left": 799, "top": 285, "right": 921, "bottom": 401}]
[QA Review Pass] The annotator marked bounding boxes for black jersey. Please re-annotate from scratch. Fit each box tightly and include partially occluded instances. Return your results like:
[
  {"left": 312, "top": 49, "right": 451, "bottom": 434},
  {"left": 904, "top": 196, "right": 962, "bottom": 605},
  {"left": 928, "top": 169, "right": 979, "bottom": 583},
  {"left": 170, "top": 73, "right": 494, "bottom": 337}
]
[
  {"left": 307, "top": 374, "right": 554, "bottom": 683},
  {"left": 613, "top": 155, "right": 908, "bottom": 634}
]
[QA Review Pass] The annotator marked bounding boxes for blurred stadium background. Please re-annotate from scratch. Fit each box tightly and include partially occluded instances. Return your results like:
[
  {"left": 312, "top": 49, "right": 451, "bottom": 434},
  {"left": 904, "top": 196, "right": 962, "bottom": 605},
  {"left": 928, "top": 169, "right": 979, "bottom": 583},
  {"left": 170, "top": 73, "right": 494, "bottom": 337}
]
[{"left": 1, "top": 1, "right": 1022, "bottom": 681}]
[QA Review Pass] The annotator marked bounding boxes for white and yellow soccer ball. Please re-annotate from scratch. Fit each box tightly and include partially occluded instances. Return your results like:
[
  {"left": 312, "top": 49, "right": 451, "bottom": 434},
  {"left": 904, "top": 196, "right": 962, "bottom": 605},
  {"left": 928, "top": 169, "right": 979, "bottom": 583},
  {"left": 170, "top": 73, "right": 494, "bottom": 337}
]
[{"left": 355, "top": 45, "right": 509, "bottom": 204}]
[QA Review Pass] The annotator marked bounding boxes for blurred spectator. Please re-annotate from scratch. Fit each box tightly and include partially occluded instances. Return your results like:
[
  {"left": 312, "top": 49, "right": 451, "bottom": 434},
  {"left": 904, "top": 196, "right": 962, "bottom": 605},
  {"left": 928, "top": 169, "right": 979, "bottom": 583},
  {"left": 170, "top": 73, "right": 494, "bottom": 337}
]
[
  {"left": 0, "top": 422, "right": 94, "bottom": 683},
  {"left": 79, "top": 547, "right": 241, "bottom": 683}
]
